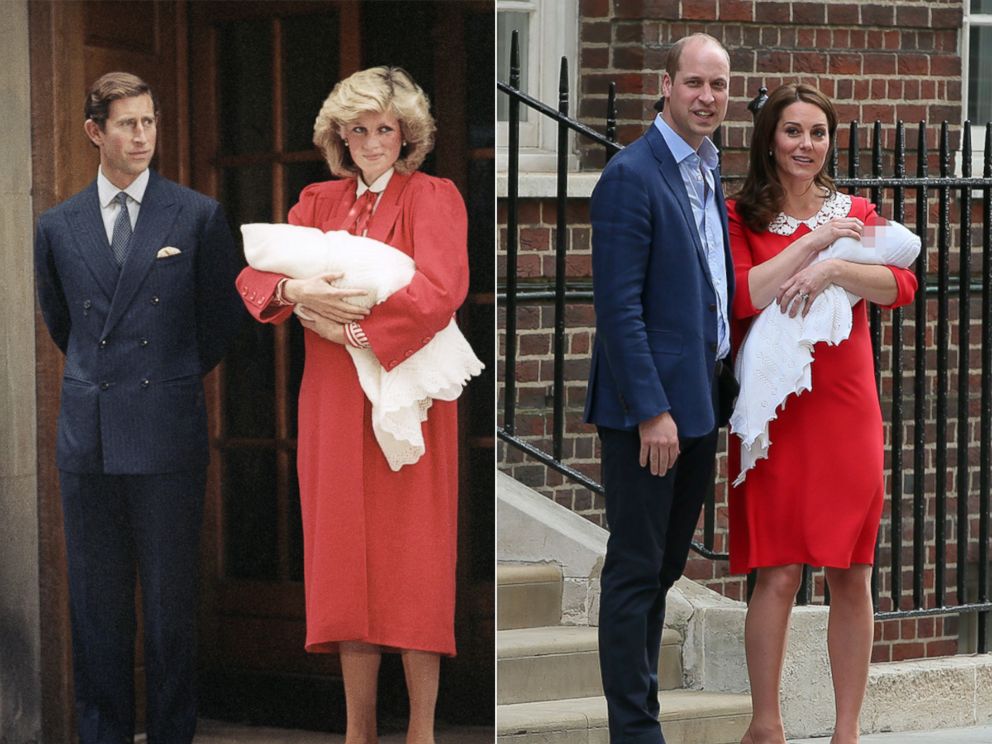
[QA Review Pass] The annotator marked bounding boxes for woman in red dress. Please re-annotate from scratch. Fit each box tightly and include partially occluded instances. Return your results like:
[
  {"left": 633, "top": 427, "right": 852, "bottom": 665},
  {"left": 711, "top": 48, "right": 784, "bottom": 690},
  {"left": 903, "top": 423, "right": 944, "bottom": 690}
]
[
  {"left": 236, "top": 66, "right": 468, "bottom": 744},
  {"left": 727, "top": 84, "right": 917, "bottom": 744}
]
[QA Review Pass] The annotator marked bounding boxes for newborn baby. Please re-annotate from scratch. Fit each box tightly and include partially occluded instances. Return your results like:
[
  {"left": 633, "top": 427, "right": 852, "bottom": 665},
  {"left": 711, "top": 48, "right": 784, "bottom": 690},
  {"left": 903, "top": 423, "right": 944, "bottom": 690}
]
[
  {"left": 731, "top": 219, "right": 921, "bottom": 485},
  {"left": 241, "top": 223, "right": 484, "bottom": 471}
]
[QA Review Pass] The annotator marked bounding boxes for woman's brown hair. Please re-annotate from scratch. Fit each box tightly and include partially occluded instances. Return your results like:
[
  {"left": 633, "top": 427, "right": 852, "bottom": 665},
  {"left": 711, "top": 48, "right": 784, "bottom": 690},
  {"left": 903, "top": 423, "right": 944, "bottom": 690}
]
[{"left": 733, "top": 83, "right": 838, "bottom": 232}]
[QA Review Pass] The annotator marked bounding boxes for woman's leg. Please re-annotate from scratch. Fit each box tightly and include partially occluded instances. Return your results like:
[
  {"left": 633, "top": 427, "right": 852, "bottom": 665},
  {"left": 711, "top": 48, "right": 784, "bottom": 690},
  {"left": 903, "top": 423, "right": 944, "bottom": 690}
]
[
  {"left": 341, "top": 641, "right": 382, "bottom": 744},
  {"left": 741, "top": 564, "right": 803, "bottom": 744},
  {"left": 402, "top": 649, "right": 440, "bottom": 744},
  {"left": 824, "top": 565, "right": 874, "bottom": 744}
]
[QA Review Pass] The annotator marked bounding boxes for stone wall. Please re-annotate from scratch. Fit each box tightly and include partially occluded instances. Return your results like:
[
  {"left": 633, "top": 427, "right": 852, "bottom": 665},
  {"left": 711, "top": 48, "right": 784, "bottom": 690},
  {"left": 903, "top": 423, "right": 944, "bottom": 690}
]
[{"left": 0, "top": 1, "right": 42, "bottom": 740}]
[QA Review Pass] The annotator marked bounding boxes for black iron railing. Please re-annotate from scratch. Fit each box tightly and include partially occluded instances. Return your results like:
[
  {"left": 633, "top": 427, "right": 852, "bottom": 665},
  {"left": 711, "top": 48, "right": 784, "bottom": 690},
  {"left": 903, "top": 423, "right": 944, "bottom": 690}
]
[{"left": 498, "top": 31, "right": 992, "bottom": 648}]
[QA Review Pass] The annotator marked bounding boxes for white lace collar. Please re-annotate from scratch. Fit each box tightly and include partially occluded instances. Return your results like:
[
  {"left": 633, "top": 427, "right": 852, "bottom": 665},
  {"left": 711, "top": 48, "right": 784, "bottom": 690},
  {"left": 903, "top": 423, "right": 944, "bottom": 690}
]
[{"left": 768, "top": 192, "right": 852, "bottom": 236}]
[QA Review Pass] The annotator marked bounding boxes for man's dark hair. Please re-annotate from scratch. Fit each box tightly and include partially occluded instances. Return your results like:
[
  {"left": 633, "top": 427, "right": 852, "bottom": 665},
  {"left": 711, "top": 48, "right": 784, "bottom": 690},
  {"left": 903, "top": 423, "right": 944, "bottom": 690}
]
[{"left": 85, "top": 71, "right": 159, "bottom": 129}]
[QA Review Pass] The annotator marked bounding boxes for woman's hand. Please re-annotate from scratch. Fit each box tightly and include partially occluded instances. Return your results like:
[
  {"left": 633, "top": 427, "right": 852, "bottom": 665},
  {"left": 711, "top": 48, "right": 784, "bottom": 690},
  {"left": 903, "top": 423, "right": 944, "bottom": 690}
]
[
  {"left": 283, "top": 273, "right": 370, "bottom": 323},
  {"left": 777, "top": 260, "right": 839, "bottom": 317},
  {"left": 295, "top": 305, "right": 347, "bottom": 345},
  {"left": 804, "top": 217, "right": 865, "bottom": 252}
]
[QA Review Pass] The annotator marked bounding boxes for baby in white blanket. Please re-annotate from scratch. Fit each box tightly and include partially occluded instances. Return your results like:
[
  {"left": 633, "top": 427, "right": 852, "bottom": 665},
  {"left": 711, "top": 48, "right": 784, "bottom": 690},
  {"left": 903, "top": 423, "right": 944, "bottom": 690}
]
[
  {"left": 241, "top": 223, "right": 484, "bottom": 471},
  {"left": 730, "top": 219, "right": 921, "bottom": 485}
]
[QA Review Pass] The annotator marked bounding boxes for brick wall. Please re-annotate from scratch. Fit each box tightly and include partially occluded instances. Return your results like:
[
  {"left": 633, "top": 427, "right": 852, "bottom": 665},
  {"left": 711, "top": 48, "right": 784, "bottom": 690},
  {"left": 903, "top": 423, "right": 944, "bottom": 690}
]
[
  {"left": 576, "top": 0, "right": 963, "bottom": 172},
  {"left": 498, "top": 1, "right": 987, "bottom": 662}
]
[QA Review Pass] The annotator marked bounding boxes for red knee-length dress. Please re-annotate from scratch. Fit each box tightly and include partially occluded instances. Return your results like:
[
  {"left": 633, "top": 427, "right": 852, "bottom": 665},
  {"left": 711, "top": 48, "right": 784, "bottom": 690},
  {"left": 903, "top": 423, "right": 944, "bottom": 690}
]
[
  {"left": 236, "top": 171, "right": 468, "bottom": 655},
  {"left": 727, "top": 193, "right": 917, "bottom": 575}
]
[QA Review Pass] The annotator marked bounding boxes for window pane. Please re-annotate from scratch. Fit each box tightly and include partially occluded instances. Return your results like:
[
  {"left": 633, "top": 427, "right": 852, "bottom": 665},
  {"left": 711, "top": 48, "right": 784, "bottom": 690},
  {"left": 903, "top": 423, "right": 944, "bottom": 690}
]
[
  {"left": 467, "top": 8, "right": 496, "bottom": 148},
  {"left": 973, "top": 0, "right": 992, "bottom": 13},
  {"left": 969, "top": 26, "right": 992, "bottom": 123},
  {"left": 285, "top": 160, "right": 332, "bottom": 216},
  {"left": 218, "top": 20, "right": 273, "bottom": 155},
  {"left": 221, "top": 165, "right": 275, "bottom": 440},
  {"left": 224, "top": 449, "right": 278, "bottom": 580},
  {"left": 497, "top": 11, "right": 530, "bottom": 122},
  {"left": 282, "top": 13, "right": 340, "bottom": 152}
]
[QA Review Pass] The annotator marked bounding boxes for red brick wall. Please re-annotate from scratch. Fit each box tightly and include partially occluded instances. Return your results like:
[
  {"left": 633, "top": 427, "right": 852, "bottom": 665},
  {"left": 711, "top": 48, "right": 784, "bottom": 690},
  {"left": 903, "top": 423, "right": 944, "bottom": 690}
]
[
  {"left": 498, "top": 2, "right": 983, "bottom": 662},
  {"left": 576, "top": 0, "right": 963, "bottom": 172}
]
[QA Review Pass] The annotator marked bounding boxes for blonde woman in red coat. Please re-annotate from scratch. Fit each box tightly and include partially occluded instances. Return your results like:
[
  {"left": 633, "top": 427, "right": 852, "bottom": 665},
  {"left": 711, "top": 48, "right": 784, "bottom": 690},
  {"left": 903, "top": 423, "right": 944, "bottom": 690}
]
[{"left": 236, "top": 66, "right": 468, "bottom": 744}]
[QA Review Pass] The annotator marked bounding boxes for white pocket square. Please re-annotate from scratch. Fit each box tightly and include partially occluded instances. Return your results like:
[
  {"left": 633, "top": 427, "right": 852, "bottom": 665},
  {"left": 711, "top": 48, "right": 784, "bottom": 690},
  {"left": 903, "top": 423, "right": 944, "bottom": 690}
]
[{"left": 156, "top": 246, "right": 181, "bottom": 258}]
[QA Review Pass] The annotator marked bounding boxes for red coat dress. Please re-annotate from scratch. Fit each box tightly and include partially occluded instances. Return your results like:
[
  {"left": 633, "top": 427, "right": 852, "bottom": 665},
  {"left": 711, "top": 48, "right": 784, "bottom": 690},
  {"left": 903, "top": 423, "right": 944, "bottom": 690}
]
[
  {"left": 236, "top": 171, "right": 468, "bottom": 655},
  {"left": 726, "top": 194, "right": 918, "bottom": 575}
]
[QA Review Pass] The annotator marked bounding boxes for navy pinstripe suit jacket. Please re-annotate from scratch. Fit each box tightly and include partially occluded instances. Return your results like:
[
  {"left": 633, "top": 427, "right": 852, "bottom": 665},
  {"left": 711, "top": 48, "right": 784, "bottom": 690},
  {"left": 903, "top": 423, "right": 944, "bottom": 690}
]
[{"left": 35, "top": 170, "right": 246, "bottom": 474}]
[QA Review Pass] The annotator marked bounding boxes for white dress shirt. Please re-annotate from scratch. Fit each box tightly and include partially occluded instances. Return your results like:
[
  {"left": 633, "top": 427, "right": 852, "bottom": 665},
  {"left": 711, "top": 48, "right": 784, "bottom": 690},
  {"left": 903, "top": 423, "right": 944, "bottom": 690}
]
[
  {"left": 653, "top": 115, "right": 730, "bottom": 361},
  {"left": 96, "top": 167, "right": 150, "bottom": 245}
]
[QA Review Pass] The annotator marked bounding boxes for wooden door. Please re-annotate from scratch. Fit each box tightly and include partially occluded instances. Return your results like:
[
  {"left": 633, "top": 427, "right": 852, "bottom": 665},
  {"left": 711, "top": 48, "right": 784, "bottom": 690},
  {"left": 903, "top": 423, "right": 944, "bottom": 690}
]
[{"left": 188, "top": 1, "right": 495, "bottom": 726}]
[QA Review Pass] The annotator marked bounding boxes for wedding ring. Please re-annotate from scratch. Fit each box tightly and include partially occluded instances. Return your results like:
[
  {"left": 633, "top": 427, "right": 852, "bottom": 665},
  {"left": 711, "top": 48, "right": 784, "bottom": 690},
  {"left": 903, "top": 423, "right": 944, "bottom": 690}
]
[{"left": 800, "top": 292, "right": 810, "bottom": 301}]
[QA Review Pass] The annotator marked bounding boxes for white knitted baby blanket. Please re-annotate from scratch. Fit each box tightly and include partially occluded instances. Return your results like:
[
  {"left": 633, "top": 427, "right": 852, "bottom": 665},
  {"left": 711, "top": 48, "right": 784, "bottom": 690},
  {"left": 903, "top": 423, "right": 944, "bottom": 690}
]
[{"left": 241, "top": 223, "right": 484, "bottom": 471}]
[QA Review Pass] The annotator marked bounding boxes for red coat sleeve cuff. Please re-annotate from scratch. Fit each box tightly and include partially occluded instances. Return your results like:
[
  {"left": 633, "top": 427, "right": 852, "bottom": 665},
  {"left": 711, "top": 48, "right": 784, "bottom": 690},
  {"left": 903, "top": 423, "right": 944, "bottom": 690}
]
[{"left": 236, "top": 266, "right": 294, "bottom": 324}]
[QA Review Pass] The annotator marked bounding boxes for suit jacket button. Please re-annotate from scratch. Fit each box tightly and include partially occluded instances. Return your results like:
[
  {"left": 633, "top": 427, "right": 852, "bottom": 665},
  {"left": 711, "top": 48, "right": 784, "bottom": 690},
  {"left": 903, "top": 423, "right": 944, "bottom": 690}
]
[
  {"left": 710, "top": 342, "right": 717, "bottom": 352},
  {"left": 141, "top": 379, "right": 150, "bottom": 389},
  {"left": 99, "top": 339, "right": 108, "bottom": 349},
  {"left": 150, "top": 295, "right": 160, "bottom": 305},
  {"left": 709, "top": 303, "right": 717, "bottom": 312},
  {"left": 140, "top": 338, "right": 149, "bottom": 347},
  {"left": 99, "top": 382, "right": 109, "bottom": 391},
  {"left": 83, "top": 300, "right": 92, "bottom": 310}
]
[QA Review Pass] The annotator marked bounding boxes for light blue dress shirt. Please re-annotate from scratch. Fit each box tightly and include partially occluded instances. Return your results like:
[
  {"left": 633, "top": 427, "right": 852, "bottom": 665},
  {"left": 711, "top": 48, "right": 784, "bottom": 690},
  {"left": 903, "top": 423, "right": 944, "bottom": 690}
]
[{"left": 653, "top": 115, "right": 730, "bottom": 361}]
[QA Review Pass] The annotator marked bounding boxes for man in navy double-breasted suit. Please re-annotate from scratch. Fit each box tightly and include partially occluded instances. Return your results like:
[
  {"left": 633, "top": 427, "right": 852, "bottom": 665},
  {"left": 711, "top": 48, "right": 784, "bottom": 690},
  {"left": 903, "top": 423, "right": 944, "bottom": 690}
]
[
  {"left": 35, "top": 72, "right": 244, "bottom": 743},
  {"left": 584, "top": 35, "right": 735, "bottom": 743}
]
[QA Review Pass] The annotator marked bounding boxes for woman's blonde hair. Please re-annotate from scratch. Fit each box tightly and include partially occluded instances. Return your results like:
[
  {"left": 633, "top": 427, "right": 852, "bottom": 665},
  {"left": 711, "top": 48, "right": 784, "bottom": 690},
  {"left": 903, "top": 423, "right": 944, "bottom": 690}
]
[{"left": 313, "top": 66, "right": 436, "bottom": 178}]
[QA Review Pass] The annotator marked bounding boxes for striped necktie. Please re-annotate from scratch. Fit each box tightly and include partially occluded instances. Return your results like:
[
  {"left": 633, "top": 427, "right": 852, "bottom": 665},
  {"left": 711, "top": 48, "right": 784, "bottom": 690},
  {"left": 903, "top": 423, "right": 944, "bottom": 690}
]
[
  {"left": 344, "top": 189, "right": 378, "bottom": 236},
  {"left": 111, "top": 191, "right": 132, "bottom": 265}
]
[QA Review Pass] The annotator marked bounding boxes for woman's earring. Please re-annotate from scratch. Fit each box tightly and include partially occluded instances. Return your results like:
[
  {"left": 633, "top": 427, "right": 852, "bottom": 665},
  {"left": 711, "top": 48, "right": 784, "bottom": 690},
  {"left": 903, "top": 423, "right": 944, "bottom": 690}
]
[
  {"left": 343, "top": 140, "right": 349, "bottom": 147},
  {"left": 768, "top": 148, "right": 773, "bottom": 157},
  {"left": 402, "top": 141, "right": 408, "bottom": 147}
]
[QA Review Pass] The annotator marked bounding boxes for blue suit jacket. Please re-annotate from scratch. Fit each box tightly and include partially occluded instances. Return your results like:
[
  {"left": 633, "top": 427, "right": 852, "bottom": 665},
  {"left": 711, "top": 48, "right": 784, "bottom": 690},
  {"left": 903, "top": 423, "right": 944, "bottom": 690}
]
[
  {"left": 584, "top": 125, "right": 734, "bottom": 438},
  {"left": 35, "top": 171, "right": 246, "bottom": 474}
]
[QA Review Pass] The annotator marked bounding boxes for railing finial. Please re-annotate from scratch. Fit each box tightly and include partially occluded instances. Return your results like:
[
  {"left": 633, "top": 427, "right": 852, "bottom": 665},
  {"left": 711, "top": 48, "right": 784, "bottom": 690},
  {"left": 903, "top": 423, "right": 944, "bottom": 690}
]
[{"left": 748, "top": 86, "right": 768, "bottom": 122}]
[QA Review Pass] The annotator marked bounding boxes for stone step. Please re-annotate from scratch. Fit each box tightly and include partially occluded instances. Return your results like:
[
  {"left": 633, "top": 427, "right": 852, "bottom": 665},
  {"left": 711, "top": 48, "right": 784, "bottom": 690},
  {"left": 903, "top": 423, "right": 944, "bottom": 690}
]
[
  {"left": 497, "top": 689, "right": 752, "bottom": 744},
  {"left": 498, "top": 563, "right": 563, "bottom": 630},
  {"left": 497, "top": 626, "right": 683, "bottom": 704}
]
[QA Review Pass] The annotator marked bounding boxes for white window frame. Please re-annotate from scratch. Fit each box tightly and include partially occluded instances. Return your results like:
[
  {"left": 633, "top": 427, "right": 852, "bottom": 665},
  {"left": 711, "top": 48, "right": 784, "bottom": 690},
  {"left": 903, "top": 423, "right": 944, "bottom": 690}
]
[
  {"left": 962, "top": 3, "right": 992, "bottom": 175},
  {"left": 497, "top": 0, "right": 580, "bottom": 186}
]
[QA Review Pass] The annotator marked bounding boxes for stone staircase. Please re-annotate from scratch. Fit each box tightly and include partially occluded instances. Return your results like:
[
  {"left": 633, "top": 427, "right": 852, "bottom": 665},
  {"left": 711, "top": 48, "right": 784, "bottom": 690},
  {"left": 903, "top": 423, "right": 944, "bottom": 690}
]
[{"left": 496, "top": 562, "right": 752, "bottom": 744}]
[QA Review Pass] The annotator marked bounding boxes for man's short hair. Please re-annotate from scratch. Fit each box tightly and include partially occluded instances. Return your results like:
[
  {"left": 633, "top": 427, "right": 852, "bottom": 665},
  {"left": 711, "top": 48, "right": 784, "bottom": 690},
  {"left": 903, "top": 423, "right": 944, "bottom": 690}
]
[
  {"left": 85, "top": 71, "right": 159, "bottom": 129},
  {"left": 665, "top": 33, "right": 729, "bottom": 79}
]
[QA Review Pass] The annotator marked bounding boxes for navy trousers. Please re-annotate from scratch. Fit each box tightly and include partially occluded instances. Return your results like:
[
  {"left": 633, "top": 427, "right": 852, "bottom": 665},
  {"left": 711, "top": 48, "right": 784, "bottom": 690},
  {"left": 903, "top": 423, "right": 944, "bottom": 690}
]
[
  {"left": 597, "top": 425, "right": 718, "bottom": 744},
  {"left": 60, "top": 469, "right": 205, "bottom": 744}
]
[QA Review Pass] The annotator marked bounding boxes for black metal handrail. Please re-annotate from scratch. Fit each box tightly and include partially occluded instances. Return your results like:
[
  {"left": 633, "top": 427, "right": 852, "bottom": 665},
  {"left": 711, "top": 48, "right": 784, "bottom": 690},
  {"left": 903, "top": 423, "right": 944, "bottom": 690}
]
[{"left": 498, "top": 32, "right": 992, "bottom": 645}]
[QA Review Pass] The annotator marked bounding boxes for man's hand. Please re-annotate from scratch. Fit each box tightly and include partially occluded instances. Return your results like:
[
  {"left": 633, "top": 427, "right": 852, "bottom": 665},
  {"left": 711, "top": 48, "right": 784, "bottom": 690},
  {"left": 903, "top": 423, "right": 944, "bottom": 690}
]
[
  {"left": 282, "top": 273, "right": 369, "bottom": 323},
  {"left": 295, "top": 306, "right": 347, "bottom": 345},
  {"left": 638, "top": 411, "right": 679, "bottom": 476}
]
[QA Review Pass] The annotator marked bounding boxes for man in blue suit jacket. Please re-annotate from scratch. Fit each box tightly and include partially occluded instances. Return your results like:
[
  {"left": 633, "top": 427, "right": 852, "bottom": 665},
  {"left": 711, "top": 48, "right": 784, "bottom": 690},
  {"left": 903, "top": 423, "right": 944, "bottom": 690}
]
[
  {"left": 35, "top": 72, "right": 244, "bottom": 743},
  {"left": 583, "top": 35, "right": 735, "bottom": 743}
]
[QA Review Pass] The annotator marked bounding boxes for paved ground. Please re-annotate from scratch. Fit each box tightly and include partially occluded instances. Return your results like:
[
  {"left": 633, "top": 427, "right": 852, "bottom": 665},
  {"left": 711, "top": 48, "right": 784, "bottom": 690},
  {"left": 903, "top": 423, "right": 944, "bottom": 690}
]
[
  {"left": 789, "top": 724, "right": 992, "bottom": 743},
  {"left": 194, "top": 720, "right": 494, "bottom": 743}
]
